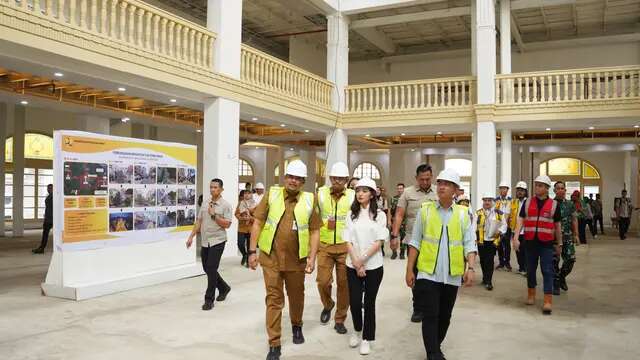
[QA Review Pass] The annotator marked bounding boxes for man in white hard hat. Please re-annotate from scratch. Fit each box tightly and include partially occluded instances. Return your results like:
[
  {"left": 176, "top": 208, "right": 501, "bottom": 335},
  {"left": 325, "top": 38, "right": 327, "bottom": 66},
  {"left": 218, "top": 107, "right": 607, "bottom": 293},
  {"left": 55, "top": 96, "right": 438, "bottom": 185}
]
[
  {"left": 495, "top": 181, "right": 512, "bottom": 271},
  {"left": 391, "top": 163, "right": 438, "bottom": 323},
  {"left": 253, "top": 182, "right": 266, "bottom": 204},
  {"left": 513, "top": 175, "right": 562, "bottom": 315},
  {"left": 476, "top": 193, "right": 507, "bottom": 290},
  {"left": 406, "top": 168, "right": 477, "bottom": 360},
  {"left": 510, "top": 181, "right": 529, "bottom": 275},
  {"left": 248, "top": 159, "right": 322, "bottom": 360},
  {"left": 313, "top": 162, "right": 354, "bottom": 334}
]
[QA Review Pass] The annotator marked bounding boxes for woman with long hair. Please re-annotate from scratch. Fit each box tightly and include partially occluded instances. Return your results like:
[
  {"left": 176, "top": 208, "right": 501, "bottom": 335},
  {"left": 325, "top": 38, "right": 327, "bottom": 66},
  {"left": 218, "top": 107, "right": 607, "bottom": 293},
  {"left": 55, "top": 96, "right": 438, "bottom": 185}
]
[{"left": 343, "top": 178, "right": 389, "bottom": 356}]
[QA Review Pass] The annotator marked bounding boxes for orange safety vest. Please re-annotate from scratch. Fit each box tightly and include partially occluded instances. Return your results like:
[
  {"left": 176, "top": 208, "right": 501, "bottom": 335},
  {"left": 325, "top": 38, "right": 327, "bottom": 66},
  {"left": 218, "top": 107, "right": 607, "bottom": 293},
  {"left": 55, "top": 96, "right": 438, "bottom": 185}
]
[{"left": 523, "top": 197, "right": 557, "bottom": 242}]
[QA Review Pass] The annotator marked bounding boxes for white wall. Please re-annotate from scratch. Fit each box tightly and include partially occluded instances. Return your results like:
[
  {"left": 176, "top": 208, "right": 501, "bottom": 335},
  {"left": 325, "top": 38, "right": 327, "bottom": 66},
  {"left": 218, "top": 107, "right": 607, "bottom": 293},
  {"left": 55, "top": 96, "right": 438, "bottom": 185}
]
[{"left": 289, "top": 36, "right": 327, "bottom": 78}]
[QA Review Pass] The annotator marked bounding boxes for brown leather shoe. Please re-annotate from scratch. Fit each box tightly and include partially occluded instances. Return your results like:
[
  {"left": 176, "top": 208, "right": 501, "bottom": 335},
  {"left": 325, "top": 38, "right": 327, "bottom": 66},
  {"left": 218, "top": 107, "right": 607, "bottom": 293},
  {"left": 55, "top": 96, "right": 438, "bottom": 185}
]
[
  {"left": 526, "top": 288, "right": 536, "bottom": 305},
  {"left": 542, "top": 294, "right": 553, "bottom": 315}
]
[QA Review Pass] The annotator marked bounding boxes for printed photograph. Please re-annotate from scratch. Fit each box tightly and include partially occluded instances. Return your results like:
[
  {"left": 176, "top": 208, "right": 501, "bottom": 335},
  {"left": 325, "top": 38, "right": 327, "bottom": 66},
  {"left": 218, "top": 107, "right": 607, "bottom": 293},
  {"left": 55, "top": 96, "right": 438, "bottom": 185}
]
[
  {"left": 109, "top": 163, "right": 133, "bottom": 184},
  {"left": 178, "top": 168, "right": 196, "bottom": 185},
  {"left": 109, "top": 212, "right": 133, "bottom": 232},
  {"left": 134, "top": 211, "right": 157, "bottom": 230},
  {"left": 157, "top": 167, "right": 176, "bottom": 185},
  {"left": 63, "top": 162, "right": 108, "bottom": 196},
  {"left": 109, "top": 188, "right": 133, "bottom": 208},
  {"left": 134, "top": 165, "right": 157, "bottom": 184},
  {"left": 134, "top": 187, "right": 157, "bottom": 207},
  {"left": 177, "top": 208, "right": 195, "bottom": 226},
  {"left": 157, "top": 210, "right": 177, "bottom": 228},
  {"left": 177, "top": 188, "right": 196, "bottom": 206},
  {"left": 157, "top": 188, "right": 177, "bottom": 206}
]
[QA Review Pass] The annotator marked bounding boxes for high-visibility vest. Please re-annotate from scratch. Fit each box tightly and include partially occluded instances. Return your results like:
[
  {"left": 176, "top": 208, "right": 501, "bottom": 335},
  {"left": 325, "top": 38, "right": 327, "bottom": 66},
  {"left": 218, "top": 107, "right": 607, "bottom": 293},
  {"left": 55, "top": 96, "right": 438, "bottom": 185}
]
[
  {"left": 510, "top": 198, "right": 525, "bottom": 230},
  {"left": 317, "top": 186, "right": 354, "bottom": 245},
  {"left": 523, "top": 197, "right": 557, "bottom": 242},
  {"left": 417, "top": 202, "right": 469, "bottom": 276},
  {"left": 495, "top": 196, "right": 511, "bottom": 215},
  {"left": 257, "top": 186, "right": 314, "bottom": 258},
  {"left": 476, "top": 208, "right": 502, "bottom": 246}
]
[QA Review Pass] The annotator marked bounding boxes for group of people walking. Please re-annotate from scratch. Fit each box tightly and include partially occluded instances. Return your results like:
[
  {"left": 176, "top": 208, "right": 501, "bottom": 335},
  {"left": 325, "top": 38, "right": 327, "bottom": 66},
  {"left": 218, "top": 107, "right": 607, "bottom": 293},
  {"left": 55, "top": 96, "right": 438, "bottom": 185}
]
[{"left": 185, "top": 158, "right": 631, "bottom": 360}]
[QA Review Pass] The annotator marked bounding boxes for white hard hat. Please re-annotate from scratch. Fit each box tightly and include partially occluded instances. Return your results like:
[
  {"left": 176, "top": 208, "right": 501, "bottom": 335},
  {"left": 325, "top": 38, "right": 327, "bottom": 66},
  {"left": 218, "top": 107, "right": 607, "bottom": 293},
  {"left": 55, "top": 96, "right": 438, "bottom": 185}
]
[
  {"left": 355, "top": 177, "right": 377, "bottom": 190},
  {"left": 328, "top": 162, "right": 350, "bottom": 177},
  {"left": 458, "top": 194, "right": 469, "bottom": 201},
  {"left": 255, "top": 182, "right": 265, "bottom": 190},
  {"left": 482, "top": 192, "right": 495, "bottom": 200},
  {"left": 436, "top": 168, "right": 461, "bottom": 187},
  {"left": 285, "top": 160, "right": 307, "bottom": 178},
  {"left": 534, "top": 175, "right": 552, "bottom": 187},
  {"left": 516, "top": 181, "right": 527, "bottom": 190},
  {"left": 498, "top": 181, "right": 510, "bottom": 188}
]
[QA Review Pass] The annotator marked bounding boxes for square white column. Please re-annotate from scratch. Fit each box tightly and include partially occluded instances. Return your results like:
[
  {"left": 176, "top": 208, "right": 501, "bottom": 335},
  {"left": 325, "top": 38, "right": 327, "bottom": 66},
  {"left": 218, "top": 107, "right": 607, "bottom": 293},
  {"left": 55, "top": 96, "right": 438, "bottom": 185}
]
[
  {"left": 500, "top": 0, "right": 511, "bottom": 75},
  {"left": 474, "top": 121, "right": 497, "bottom": 208},
  {"left": 326, "top": 13, "right": 349, "bottom": 112},
  {"left": 474, "top": 0, "right": 497, "bottom": 104},
  {"left": 208, "top": 0, "right": 242, "bottom": 78},
  {"left": 299, "top": 149, "right": 317, "bottom": 192},
  {"left": 325, "top": 129, "right": 349, "bottom": 185},
  {"left": 12, "top": 105, "right": 25, "bottom": 237},
  {"left": 500, "top": 129, "right": 512, "bottom": 190}
]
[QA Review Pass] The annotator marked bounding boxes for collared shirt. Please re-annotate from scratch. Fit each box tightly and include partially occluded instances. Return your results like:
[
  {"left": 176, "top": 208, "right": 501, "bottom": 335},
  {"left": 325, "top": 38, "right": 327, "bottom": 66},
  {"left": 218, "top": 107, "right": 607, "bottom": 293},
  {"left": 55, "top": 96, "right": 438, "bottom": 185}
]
[
  {"left": 478, "top": 207, "right": 507, "bottom": 242},
  {"left": 408, "top": 201, "right": 477, "bottom": 287},
  {"left": 343, "top": 206, "right": 389, "bottom": 270},
  {"left": 199, "top": 197, "right": 233, "bottom": 247},
  {"left": 235, "top": 199, "right": 256, "bottom": 234},
  {"left": 398, "top": 185, "right": 438, "bottom": 241},
  {"left": 555, "top": 198, "right": 577, "bottom": 236},
  {"left": 253, "top": 192, "right": 264, "bottom": 205},
  {"left": 618, "top": 197, "right": 633, "bottom": 218},
  {"left": 253, "top": 189, "right": 322, "bottom": 272}
]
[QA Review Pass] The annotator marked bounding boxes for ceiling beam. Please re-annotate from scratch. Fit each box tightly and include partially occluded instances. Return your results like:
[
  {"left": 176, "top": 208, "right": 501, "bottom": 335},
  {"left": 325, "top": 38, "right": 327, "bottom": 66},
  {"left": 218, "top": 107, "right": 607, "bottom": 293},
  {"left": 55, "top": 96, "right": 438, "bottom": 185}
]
[
  {"left": 510, "top": 14, "right": 527, "bottom": 52},
  {"left": 353, "top": 27, "right": 397, "bottom": 54},
  {"left": 340, "top": 0, "right": 446, "bottom": 15},
  {"left": 510, "top": 0, "right": 576, "bottom": 11},
  {"left": 351, "top": 7, "right": 470, "bottom": 29},
  {"left": 307, "top": 0, "right": 340, "bottom": 14}
]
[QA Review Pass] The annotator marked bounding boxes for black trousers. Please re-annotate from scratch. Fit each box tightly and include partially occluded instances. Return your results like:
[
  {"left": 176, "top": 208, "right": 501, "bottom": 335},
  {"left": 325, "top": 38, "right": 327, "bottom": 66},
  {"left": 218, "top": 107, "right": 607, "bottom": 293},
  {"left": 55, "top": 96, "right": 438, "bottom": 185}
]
[
  {"left": 237, "top": 232, "right": 250, "bottom": 257},
  {"left": 586, "top": 219, "right": 596, "bottom": 237},
  {"left": 201, "top": 242, "right": 230, "bottom": 303},
  {"left": 347, "top": 266, "right": 383, "bottom": 341},
  {"left": 619, "top": 217, "right": 631, "bottom": 239},
  {"left": 497, "top": 229, "right": 512, "bottom": 267},
  {"left": 593, "top": 214, "right": 604, "bottom": 234},
  {"left": 39, "top": 222, "right": 53, "bottom": 249},
  {"left": 578, "top": 218, "right": 587, "bottom": 244},
  {"left": 515, "top": 234, "right": 527, "bottom": 272},
  {"left": 478, "top": 242, "right": 496, "bottom": 285},
  {"left": 412, "top": 264, "right": 419, "bottom": 312},
  {"left": 415, "top": 279, "right": 458, "bottom": 359}
]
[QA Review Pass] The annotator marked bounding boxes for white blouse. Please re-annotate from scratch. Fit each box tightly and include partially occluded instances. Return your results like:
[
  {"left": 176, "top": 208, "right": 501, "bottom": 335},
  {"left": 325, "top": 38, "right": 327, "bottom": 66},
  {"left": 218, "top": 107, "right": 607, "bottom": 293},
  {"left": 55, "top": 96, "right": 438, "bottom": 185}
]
[{"left": 342, "top": 206, "right": 389, "bottom": 270}]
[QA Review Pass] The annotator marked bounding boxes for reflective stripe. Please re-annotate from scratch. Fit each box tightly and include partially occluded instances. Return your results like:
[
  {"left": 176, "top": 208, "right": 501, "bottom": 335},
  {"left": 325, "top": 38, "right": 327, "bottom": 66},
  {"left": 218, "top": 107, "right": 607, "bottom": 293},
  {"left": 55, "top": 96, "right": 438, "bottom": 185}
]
[{"left": 317, "top": 186, "right": 353, "bottom": 245}]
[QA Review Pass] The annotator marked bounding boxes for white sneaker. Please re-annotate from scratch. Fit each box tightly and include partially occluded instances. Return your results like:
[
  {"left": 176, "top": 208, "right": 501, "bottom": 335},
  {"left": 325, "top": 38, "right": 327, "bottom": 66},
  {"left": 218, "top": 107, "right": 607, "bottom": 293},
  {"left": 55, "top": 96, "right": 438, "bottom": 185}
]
[
  {"left": 349, "top": 332, "right": 361, "bottom": 348},
  {"left": 359, "top": 340, "right": 370, "bottom": 355}
]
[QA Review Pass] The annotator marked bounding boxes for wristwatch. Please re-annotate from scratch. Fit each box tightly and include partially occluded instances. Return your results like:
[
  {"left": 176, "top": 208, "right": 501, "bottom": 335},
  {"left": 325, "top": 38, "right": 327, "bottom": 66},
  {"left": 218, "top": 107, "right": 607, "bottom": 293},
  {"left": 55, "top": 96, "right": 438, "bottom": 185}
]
[
  {"left": 248, "top": 249, "right": 257, "bottom": 255},
  {"left": 467, "top": 267, "right": 475, "bottom": 272}
]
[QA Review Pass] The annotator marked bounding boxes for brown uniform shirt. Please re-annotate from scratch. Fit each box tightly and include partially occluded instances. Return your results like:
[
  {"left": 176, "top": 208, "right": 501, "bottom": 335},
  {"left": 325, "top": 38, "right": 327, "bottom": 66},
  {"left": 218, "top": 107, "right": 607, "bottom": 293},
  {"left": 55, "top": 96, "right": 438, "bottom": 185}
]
[{"left": 253, "top": 189, "right": 322, "bottom": 272}]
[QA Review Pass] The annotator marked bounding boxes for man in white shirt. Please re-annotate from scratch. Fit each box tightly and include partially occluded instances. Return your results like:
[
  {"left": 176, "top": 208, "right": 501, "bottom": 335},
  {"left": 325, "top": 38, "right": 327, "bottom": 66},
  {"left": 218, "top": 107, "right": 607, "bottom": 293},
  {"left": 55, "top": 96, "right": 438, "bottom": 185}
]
[{"left": 253, "top": 182, "right": 265, "bottom": 204}]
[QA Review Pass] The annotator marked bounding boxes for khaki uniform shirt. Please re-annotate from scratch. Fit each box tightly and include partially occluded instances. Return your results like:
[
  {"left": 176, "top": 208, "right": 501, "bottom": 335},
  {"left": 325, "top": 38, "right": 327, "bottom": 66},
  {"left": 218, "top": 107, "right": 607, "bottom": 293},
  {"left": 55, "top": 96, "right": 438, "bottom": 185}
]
[
  {"left": 398, "top": 185, "right": 438, "bottom": 241},
  {"left": 253, "top": 189, "right": 322, "bottom": 272},
  {"left": 199, "top": 197, "right": 232, "bottom": 247}
]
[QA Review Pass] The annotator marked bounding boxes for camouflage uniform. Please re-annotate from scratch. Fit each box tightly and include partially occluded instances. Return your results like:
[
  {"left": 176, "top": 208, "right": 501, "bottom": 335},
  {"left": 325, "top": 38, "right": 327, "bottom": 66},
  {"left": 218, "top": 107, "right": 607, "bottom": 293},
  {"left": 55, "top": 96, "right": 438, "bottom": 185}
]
[
  {"left": 390, "top": 195, "right": 407, "bottom": 255},
  {"left": 554, "top": 198, "right": 577, "bottom": 291}
]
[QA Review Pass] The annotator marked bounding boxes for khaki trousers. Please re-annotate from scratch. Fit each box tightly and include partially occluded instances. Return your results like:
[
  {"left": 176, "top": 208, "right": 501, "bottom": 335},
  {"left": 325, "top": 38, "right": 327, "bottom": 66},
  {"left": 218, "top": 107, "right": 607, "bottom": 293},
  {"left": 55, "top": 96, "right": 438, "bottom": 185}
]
[
  {"left": 262, "top": 266, "right": 305, "bottom": 346},
  {"left": 316, "top": 242, "right": 349, "bottom": 324}
]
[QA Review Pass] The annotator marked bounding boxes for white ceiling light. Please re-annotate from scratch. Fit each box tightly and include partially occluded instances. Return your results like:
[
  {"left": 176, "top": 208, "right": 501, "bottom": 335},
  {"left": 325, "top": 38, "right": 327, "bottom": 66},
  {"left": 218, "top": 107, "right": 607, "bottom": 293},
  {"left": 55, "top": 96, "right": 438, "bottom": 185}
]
[
  {"left": 20, "top": 100, "right": 28, "bottom": 105},
  {"left": 121, "top": 117, "right": 130, "bottom": 123},
  {"left": 117, "top": 87, "right": 126, "bottom": 92},
  {"left": 169, "top": 99, "right": 177, "bottom": 103},
  {"left": 252, "top": 117, "right": 258, "bottom": 121},
  {"left": 289, "top": 147, "right": 294, "bottom": 151},
  {"left": 401, "top": 133, "right": 406, "bottom": 136},
  {"left": 545, "top": 128, "right": 551, "bottom": 131},
  {"left": 634, "top": 125, "right": 639, "bottom": 129},
  {"left": 196, "top": 129, "right": 202, "bottom": 133},
  {"left": 54, "top": 72, "right": 64, "bottom": 77},
  {"left": 280, "top": 124, "right": 286, "bottom": 127},
  {"left": 411, "top": 148, "right": 416, "bottom": 152},
  {"left": 588, "top": 126, "right": 595, "bottom": 130},
  {"left": 304, "top": 129, "right": 310, "bottom": 133},
  {"left": 365, "top": 134, "right": 370, "bottom": 137},
  {"left": 436, "top": 131, "right": 442, "bottom": 135}
]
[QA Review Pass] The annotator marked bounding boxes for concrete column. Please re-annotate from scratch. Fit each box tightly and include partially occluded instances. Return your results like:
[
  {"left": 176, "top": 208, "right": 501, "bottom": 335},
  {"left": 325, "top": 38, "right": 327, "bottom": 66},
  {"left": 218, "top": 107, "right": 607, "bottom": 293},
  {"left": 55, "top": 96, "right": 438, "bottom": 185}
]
[
  {"left": 474, "top": 121, "right": 497, "bottom": 208},
  {"left": 500, "top": 129, "right": 512, "bottom": 190},
  {"left": 81, "top": 115, "right": 110, "bottom": 134},
  {"left": 203, "top": 98, "right": 239, "bottom": 257},
  {"left": 326, "top": 13, "right": 349, "bottom": 112},
  {"left": 471, "top": 130, "right": 478, "bottom": 209},
  {"left": 389, "top": 148, "right": 405, "bottom": 189},
  {"left": 471, "top": 0, "right": 477, "bottom": 76},
  {"left": 474, "top": 0, "right": 497, "bottom": 104},
  {"left": 207, "top": 0, "right": 242, "bottom": 78},
  {"left": 148, "top": 126, "right": 158, "bottom": 140},
  {"left": 300, "top": 149, "right": 317, "bottom": 192},
  {"left": 325, "top": 129, "right": 349, "bottom": 185},
  {"left": 0, "top": 103, "right": 6, "bottom": 237},
  {"left": 522, "top": 146, "right": 532, "bottom": 188},
  {"left": 278, "top": 147, "right": 285, "bottom": 184},
  {"left": 196, "top": 131, "right": 204, "bottom": 198},
  {"left": 131, "top": 123, "right": 145, "bottom": 138},
  {"left": 499, "top": 0, "right": 511, "bottom": 75},
  {"left": 624, "top": 151, "right": 632, "bottom": 191},
  {"left": 264, "top": 147, "right": 278, "bottom": 188},
  {"left": 12, "top": 105, "right": 25, "bottom": 237},
  {"left": 429, "top": 154, "right": 446, "bottom": 177}
]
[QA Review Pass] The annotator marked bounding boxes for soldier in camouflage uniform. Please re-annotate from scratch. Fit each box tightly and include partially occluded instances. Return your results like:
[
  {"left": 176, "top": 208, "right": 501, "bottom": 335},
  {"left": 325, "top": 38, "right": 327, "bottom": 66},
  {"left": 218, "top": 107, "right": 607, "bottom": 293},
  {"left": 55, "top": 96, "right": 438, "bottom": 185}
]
[
  {"left": 552, "top": 181, "right": 579, "bottom": 295},
  {"left": 390, "top": 183, "right": 407, "bottom": 259}
]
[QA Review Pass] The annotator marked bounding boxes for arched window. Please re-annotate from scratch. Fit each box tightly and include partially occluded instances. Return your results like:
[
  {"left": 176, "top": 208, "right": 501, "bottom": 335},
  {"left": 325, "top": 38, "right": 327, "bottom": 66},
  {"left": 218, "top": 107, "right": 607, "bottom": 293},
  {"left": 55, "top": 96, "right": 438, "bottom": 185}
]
[
  {"left": 5, "top": 133, "right": 54, "bottom": 162},
  {"left": 539, "top": 157, "right": 602, "bottom": 199},
  {"left": 274, "top": 157, "right": 300, "bottom": 177},
  {"left": 445, "top": 158, "right": 472, "bottom": 195},
  {"left": 353, "top": 162, "right": 381, "bottom": 180},
  {"left": 238, "top": 158, "right": 254, "bottom": 176}
]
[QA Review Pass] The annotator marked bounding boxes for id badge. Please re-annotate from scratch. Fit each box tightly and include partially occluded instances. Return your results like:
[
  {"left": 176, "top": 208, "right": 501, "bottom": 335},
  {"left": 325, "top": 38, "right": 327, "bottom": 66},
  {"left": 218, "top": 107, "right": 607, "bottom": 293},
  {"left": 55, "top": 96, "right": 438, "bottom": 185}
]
[{"left": 292, "top": 221, "right": 298, "bottom": 231}]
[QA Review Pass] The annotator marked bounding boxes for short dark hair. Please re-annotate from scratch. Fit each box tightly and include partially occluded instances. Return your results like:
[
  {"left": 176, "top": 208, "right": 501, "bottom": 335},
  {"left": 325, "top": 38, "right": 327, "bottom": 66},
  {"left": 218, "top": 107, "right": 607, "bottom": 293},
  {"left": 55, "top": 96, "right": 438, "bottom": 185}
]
[
  {"left": 416, "top": 164, "right": 432, "bottom": 176},
  {"left": 211, "top": 178, "right": 224, "bottom": 187},
  {"left": 554, "top": 181, "right": 565, "bottom": 188},
  {"left": 397, "top": 183, "right": 405, "bottom": 187}
]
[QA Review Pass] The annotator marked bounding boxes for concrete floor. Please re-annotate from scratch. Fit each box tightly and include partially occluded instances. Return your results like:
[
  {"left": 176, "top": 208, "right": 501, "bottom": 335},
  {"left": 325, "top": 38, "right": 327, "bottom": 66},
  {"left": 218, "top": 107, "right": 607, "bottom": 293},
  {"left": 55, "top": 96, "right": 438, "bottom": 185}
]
[{"left": 1, "top": 231, "right": 639, "bottom": 360}]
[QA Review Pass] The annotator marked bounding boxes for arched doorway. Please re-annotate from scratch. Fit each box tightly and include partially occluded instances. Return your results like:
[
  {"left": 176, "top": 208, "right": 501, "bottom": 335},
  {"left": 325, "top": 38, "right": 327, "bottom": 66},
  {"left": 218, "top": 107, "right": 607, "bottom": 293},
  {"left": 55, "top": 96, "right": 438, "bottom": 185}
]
[
  {"left": 238, "top": 158, "right": 255, "bottom": 191},
  {"left": 539, "top": 157, "right": 602, "bottom": 199}
]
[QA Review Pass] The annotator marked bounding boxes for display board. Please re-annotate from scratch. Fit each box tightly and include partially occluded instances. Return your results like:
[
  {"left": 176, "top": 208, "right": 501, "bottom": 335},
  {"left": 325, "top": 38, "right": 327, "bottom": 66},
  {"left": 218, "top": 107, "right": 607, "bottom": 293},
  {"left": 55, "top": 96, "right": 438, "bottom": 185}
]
[{"left": 43, "top": 131, "right": 202, "bottom": 300}]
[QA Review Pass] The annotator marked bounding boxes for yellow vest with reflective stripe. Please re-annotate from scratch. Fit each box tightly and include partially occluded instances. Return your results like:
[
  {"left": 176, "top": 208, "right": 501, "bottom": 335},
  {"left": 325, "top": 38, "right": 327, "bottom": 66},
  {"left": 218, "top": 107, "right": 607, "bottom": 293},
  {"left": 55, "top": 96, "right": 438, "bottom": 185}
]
[
  {"left": 257, "top": 186, "right": 314, "bottom": 259},
  {"left": 476, "top": 208, "right": 502, "bottom": 246},
  {"left": 417, "top": 202, "right": 469, "bottom": 276},
  {"left": 318, "top": 186, "right": 354, "bottom": 245}
]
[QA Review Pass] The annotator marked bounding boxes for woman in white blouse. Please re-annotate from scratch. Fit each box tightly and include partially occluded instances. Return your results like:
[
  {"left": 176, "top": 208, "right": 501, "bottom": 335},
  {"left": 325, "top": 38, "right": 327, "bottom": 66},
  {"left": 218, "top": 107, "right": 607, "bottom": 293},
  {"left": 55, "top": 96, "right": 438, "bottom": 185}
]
[{"left": 343, "top": 177, "right": 389, "bottom": 356}]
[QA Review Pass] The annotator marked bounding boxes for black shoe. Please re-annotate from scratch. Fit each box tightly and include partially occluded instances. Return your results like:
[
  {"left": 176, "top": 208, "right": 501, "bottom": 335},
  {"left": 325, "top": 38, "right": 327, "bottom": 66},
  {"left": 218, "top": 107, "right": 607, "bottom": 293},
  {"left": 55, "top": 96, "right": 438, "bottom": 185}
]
[
  {"left": 399, "top": 252, "right": 405, "bottom": 260},
  {"left": 320, "top": 305, "right": 334, "bottom": 324},
  {"left": 391, "top": 251, "right": 398, "bottom": 260},
  {"left": 241, "top": 255, "right": 247, "bottom": 266},
  {"left": 485, "top": 283, "right": 494, "bottom": 291},
  {"left": 32, "top": 247, "right": 44, "bottom": 254},
  {"left": 411, "top": 310, "right": 423, "bottom": 323},
  {"left": 553, "top": 284, "right": 561, "bottom": 296},
  {"left": 216, "top": 287, "right": 231, "bottom": 302},
  {"left": 505, "top": 265, "right": 513, "bottom": 272},
  {"left": 559, "top": 277, "right": 568, "bottom": 291},
  {"left": 202, "top": 301, "right": 213, "bottom": 311},
  {"left": 292, "top": 326, "right": 305, "bottom": 344},
  {"left": 334, "top": 322, "right": 347, "bottom": 334},
  {"left": 495, "top": 265, "right": 505, "bottom": 271},
  {"left": 266, "top": 346, "right": 281, "bottom": 360}
]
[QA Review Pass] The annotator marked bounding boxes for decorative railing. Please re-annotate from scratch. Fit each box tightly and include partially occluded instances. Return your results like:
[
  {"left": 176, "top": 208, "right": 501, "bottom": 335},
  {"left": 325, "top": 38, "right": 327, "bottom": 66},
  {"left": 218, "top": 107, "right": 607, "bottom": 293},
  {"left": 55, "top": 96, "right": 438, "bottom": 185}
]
[
  {"left": 240, "top": 45, "right": 334, "bottom": 110},
  {"left": 345, "top": 77, "right": 475, "bottom": 113},
  {"left": 3, "top": 0, "right": 215, "bottom": 70},
  {"left": 496, "top": 66, "right": 640, "bottom": 104}
]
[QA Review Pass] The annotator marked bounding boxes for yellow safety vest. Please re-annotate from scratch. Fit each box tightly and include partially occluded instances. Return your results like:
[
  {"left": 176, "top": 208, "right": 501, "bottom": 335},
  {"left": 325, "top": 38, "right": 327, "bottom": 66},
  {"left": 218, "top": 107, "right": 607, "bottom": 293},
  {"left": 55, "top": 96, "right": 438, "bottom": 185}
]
[
  {"left": 317, "top": 186, "right": 354, "bottom": 245},
  {"left": 417, "top": 202, "right": 469, "bottom": 276},
  {"left": 257, "top": 186, "right": 314, "bottom": 259},
  {"left": 476, "top": 208, "right": 502, "bottom": 246},
  {"left": 510, "top": 198, "right": 524, "bottom": 230}
]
